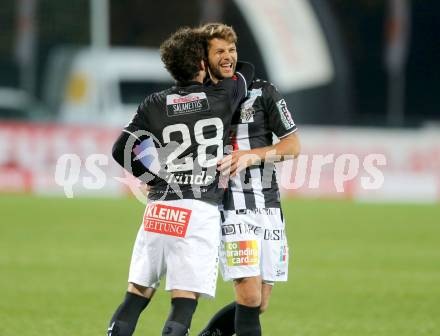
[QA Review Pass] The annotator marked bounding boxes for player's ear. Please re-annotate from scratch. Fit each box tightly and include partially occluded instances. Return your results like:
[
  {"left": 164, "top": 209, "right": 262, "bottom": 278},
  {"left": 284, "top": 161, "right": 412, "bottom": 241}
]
[
  {"left": 199, "top": 59, "right": 208, "bottom": 82},
  {"left": 200, "top": 59, "right": 206, "bottom": 71}
]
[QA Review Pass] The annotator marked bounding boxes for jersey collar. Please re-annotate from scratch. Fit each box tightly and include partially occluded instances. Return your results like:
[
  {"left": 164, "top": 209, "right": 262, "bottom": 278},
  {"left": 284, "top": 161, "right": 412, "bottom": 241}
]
[{"left": 176, "top": 80, "right": 203, "bottom": 87}]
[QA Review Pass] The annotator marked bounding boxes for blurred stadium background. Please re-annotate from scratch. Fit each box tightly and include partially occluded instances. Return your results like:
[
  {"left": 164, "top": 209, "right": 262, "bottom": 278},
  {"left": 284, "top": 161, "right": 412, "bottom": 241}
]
[{"left": 0, "top": 0, "right": 439, "bottom": 335}]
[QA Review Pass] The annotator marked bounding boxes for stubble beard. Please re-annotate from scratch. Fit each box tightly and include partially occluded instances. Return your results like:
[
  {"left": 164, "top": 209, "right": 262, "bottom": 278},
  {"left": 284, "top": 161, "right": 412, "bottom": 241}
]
[{"left": 208, "top": 59, "right": 235, "bottom": 81}]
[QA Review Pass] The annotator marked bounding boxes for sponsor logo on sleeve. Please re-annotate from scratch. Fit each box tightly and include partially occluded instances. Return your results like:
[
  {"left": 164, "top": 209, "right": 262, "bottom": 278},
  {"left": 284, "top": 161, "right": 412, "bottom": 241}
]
[
  {"left": 225, "top": 240, "right": 259, "bottom": 266},
  {"left": 276, "top": 99, "right": 295, "bottom": 129},
  {"left": 166, "top": 93, "right": 209, "bottom": 117},
  {"left": 143, "top": 203, "right": 192, "bottom": 238}
]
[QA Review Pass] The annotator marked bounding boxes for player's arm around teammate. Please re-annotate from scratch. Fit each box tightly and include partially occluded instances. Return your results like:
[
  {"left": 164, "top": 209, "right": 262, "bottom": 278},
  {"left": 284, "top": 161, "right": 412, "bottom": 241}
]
[
  {"left": 108, "top": 25, "right": 254, "bottom": 336},
  {"left": 217, "top": 131, "right": 300, "bottom": 177},
  {"left": 197, "top": 23, "right": 300, "bottom": 336},
  {"left": 108, "top": 28, "right": 210, "bottom": 336}
]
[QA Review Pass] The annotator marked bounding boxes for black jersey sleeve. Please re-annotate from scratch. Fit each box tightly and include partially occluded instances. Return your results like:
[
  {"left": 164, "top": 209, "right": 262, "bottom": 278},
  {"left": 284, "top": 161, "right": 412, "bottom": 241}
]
[
  {"left": 219, "top": 61, "right": 255, "bottom": 112},
  {"left": 263, "top": 83, "right": 297, "bottom": 138},
  {"left": 112, "top": 97, "right": 161, "bottom": 184},
  {"left": 124, "top": 97, "right": 150, "bottom": 134},
  {"left": 112, "top": 131, "right": 149, "bottom": 179}
]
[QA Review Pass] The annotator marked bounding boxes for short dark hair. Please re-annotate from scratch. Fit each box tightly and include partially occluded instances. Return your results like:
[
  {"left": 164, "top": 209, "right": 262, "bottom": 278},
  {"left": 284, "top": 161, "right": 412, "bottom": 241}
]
[{"left": 160, "top": 27, "right": 207, "bottom": 83}]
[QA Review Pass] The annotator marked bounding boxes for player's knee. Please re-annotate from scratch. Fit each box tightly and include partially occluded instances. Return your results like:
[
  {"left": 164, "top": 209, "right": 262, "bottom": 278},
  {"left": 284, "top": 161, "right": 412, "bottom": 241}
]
[
  {"left": 127, "top": 282, "right": 155, "bottom": 299},
  {"left": 235, "top": 278, "right": 262, "bottom": 307},
  {"left": 237, "top": 292, "right": 261, "bottom": 307}
]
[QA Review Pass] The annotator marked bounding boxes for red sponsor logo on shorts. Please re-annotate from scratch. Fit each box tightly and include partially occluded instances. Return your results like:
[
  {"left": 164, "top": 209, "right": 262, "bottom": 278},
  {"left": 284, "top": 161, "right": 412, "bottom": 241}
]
[{"left": 143, "top": 203, "right": 192, "bottom": 238}]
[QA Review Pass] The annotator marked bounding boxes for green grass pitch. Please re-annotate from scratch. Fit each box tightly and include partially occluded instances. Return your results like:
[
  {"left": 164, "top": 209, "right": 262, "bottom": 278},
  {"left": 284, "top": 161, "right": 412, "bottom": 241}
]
[{"left": 1, "top": 194, "right": 439, "bottom": 335}]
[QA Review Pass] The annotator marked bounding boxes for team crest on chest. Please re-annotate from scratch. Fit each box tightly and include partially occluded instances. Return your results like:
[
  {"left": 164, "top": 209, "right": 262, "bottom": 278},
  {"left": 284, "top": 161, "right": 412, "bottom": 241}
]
[
  {"left": 240, "top": 106, "right": 255, "bottom": 122},
  {"left": 239, "top": 88, "right": 262, "bottom": 123}
]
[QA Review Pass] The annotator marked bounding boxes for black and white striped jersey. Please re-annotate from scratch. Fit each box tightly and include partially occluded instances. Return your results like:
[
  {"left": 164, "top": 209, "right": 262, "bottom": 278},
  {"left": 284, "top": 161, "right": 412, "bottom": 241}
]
[{"left": 222, "top": 79, "right": 297, "bottom": 210}]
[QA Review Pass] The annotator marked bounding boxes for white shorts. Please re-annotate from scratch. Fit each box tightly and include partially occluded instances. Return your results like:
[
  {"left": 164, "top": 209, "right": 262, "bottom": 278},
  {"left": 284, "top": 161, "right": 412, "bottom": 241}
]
[
  {"left": 219, "top": 208, "right": 289, "bottom": 283},
  {"left": 128, "top": 199, "right": 221, "bottom": 299}
]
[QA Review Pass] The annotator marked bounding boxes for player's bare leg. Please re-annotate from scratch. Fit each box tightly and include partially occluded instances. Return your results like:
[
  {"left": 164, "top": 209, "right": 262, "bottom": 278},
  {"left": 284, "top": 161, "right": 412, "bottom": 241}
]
[
  {"left": 234, "top": 276, "right": 262, "bottom": 307},
  {"left": 162, "top": 290, "right": 199, "bottom": 335},
  {"left": 127, "top": 282, "right": 156, "bottom": 299},
  {"left": 260, "top": 282, "right": 273, "bottom": 313},
  {"left": 107, "top": 283, "right": 155, "bottom": 336}
]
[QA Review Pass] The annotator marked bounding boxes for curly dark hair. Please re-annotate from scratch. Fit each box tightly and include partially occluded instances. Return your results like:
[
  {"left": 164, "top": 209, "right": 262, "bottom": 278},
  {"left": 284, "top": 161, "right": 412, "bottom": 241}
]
[{"left": 160, "top": 27, "right": 207, "bottom": 83}]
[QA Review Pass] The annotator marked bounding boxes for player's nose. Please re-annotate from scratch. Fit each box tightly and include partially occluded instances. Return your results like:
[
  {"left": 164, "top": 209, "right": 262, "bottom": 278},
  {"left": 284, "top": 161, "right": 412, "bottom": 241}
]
[{"left": 222, "top": 51, "right": 233, "bottom": 61}]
